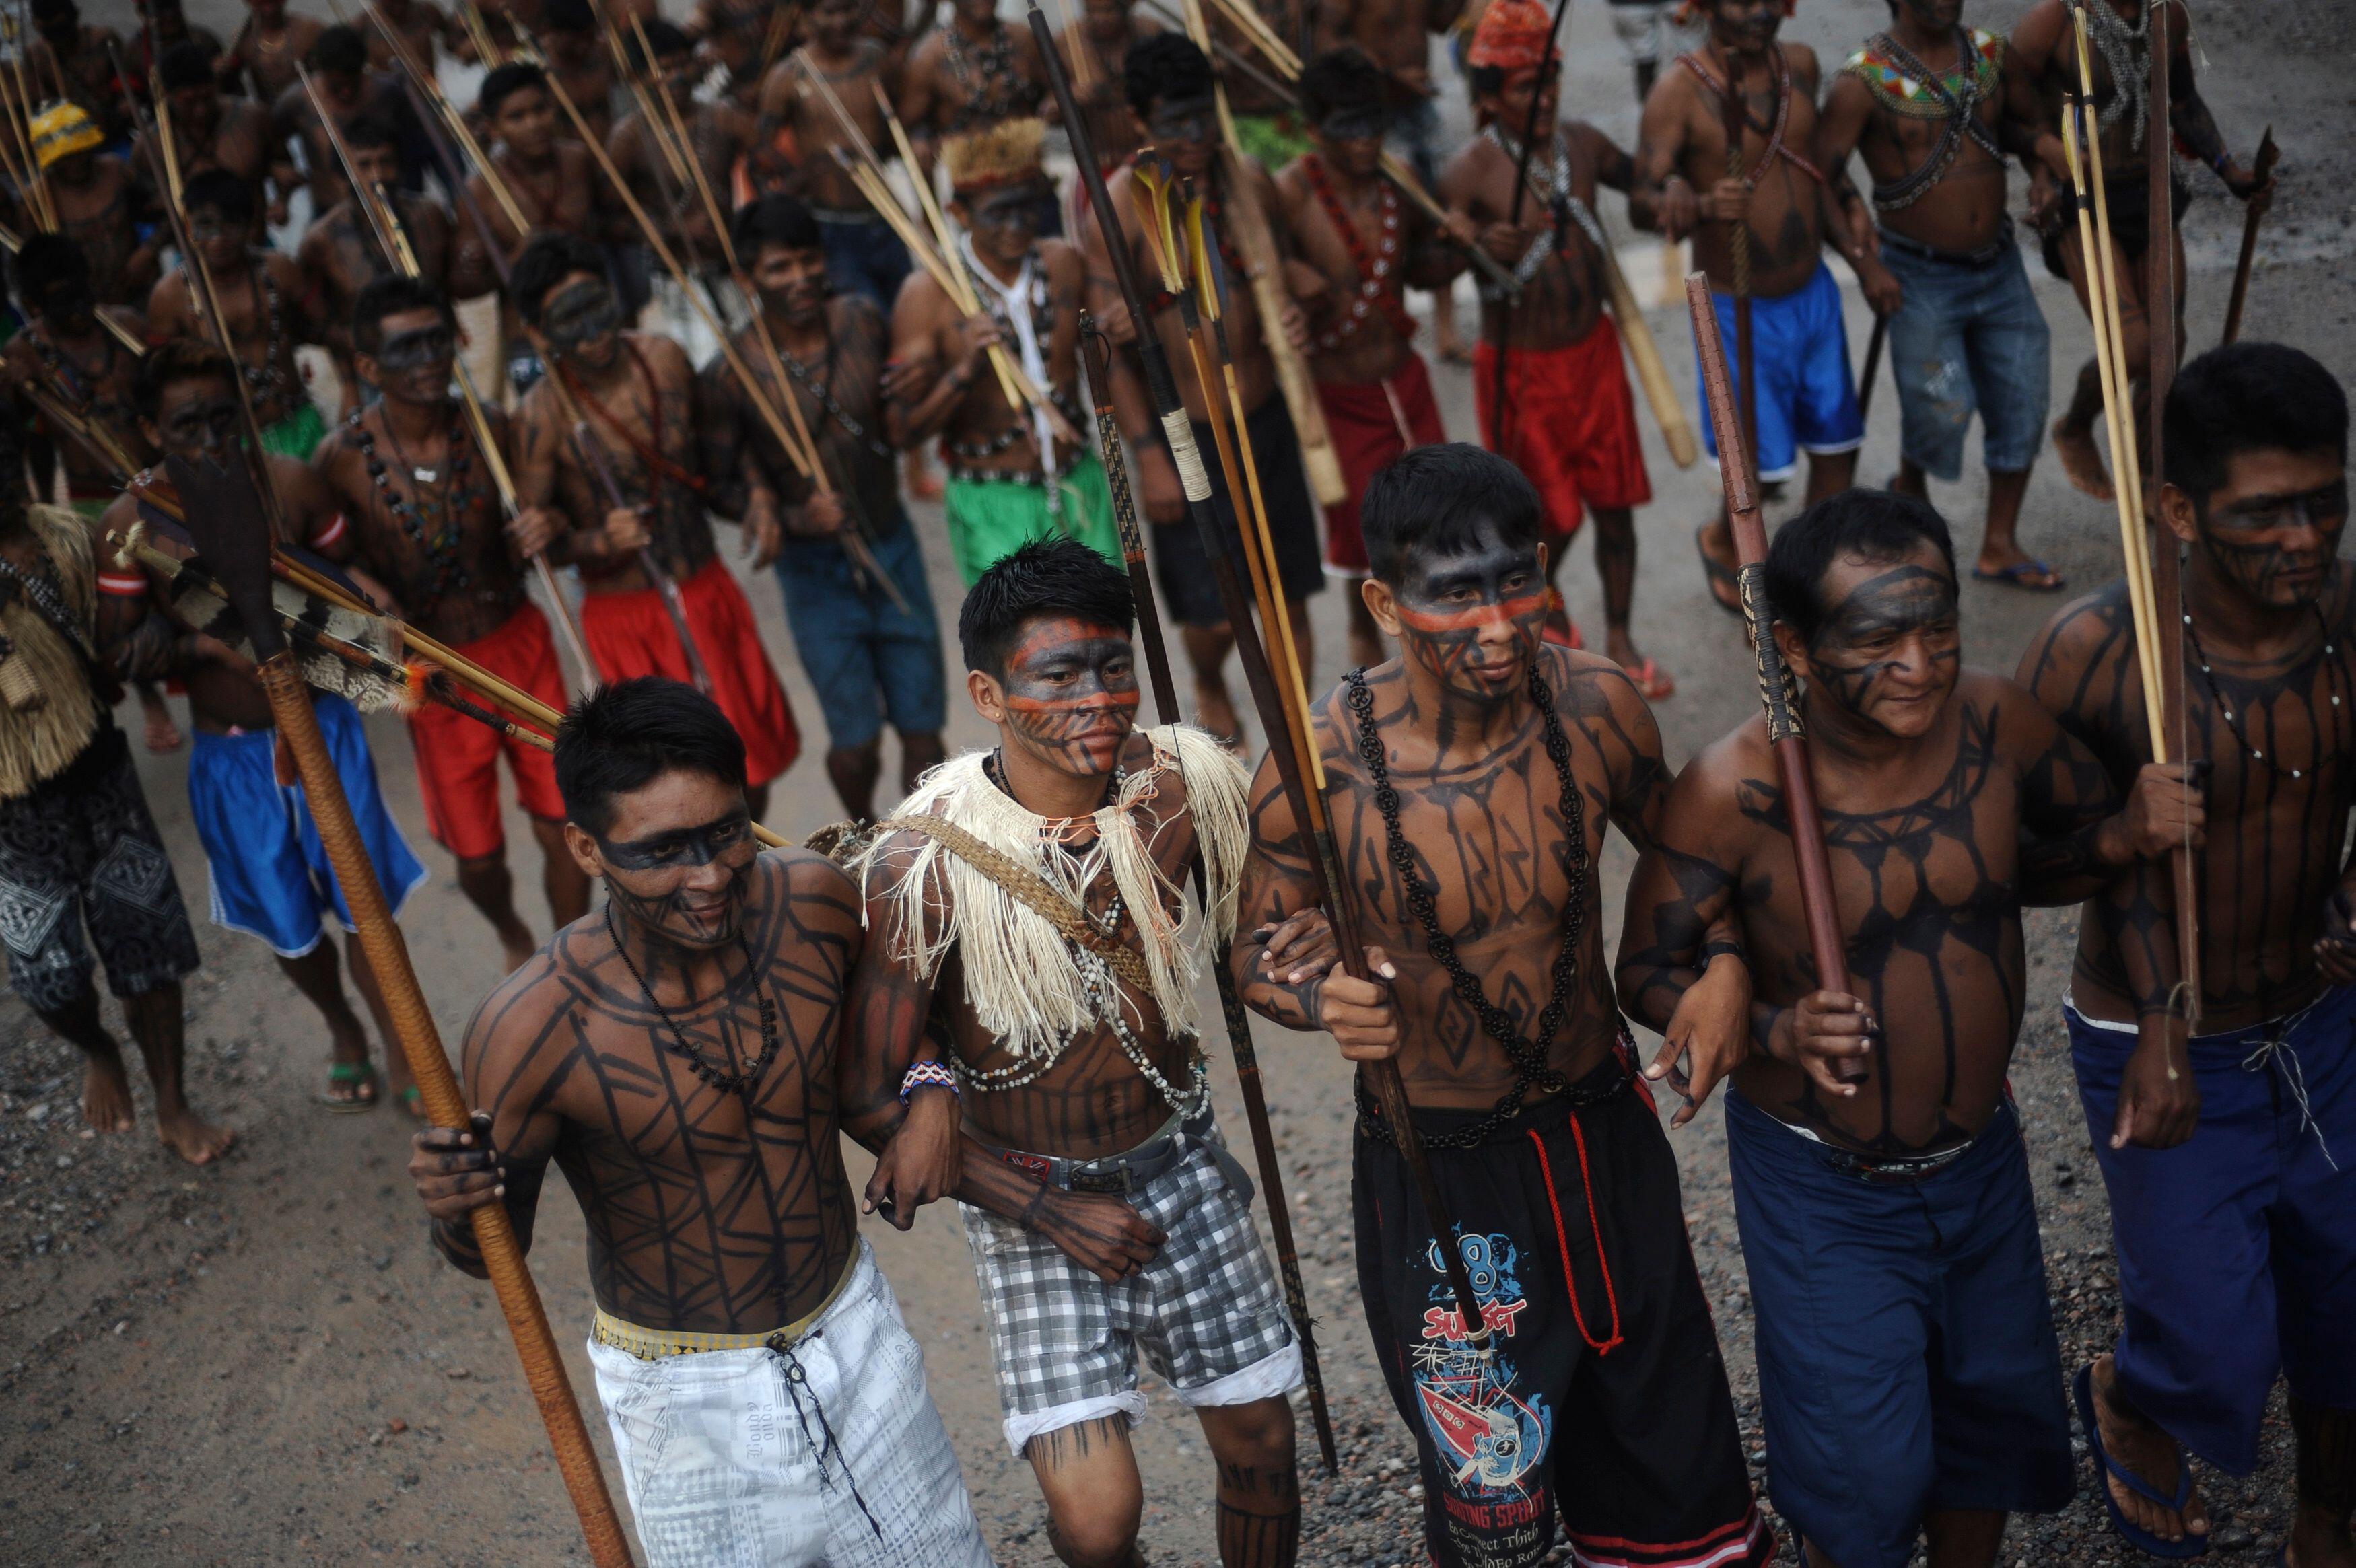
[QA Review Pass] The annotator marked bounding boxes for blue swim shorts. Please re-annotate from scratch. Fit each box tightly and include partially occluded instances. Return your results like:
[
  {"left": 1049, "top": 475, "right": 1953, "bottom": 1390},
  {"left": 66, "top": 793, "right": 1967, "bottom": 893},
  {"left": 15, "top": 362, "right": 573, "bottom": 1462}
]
[
  {"left": 1879, "top": 228, "right": 2051, "bottom": 482},
  {"left": 1726, "top": 1089, "right": 2073, "bottom": 1568},
  {"left": 1694, "top": 260, "right": 1865, "bottom": 483},
  {"left": 2067, "top": 985, "right": 2356, "bottom": 1473},
  {"left": 189, "top": 693, "right": 428, "bottom": 958},
  {"left": 773, "top": 511, "right": 948, "bottom": 751}
]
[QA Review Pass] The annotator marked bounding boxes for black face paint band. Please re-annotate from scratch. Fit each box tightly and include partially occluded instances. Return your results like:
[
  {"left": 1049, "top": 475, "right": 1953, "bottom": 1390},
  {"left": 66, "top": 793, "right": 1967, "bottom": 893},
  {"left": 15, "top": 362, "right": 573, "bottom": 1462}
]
[
  {"left": 1319, "top": 108, "right": 1384, "bottom": 143},
  {"left": 543, "top": 281, "right": 623, "bottom": 350},
  {"left": 376, "top": 324, "right": 454, "bottom": 373},
  {"left": 596, "top": 809, "right": 754, "bottom": 872}
]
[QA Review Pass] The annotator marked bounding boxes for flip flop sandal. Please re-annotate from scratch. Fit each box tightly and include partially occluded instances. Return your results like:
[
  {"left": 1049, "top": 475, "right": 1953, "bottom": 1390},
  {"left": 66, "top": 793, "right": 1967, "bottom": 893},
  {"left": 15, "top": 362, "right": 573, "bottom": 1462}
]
[
  {"left": 2075, "top": 1364, "right": 2211, "bottom": 1559},
  {"left": 1696, "top": 524, "right": 1742, "bottom": 616},
  {"left": 395, "top": 1085, "right": 427, "bottom": 1121},
  {"left": 316, "top": 1060, "right": 380, "bottom": 1113},
  {"left": 1625, "top": 657, "right": 1676, "bottom": 701},
  {"left": 1540, "top": 590, "right": 1585, "bottom": 650},
  {"left": 1973, "top": 559, "right": 2068, "bottom": 592}
]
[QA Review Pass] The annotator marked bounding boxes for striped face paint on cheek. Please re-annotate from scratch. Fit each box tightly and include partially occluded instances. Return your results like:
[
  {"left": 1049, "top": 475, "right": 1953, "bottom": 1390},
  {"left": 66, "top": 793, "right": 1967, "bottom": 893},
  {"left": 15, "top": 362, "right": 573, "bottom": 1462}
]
[
  {"left": 996, "top": 618, "right": 1142, "bottom": 776},
  {"left": 1391, "top": 533, "right": 1548, "bottom": 699}
]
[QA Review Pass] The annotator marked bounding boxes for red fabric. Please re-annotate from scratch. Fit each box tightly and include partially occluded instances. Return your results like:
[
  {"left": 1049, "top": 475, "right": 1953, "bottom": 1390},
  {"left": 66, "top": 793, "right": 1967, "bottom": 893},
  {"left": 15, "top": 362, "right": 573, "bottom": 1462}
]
[
  {"left": 1315, "top": 350, "right": 1447, "bottom": 576},
  {"left": 407, "top": 602, "right": 569, "bottom": 860},
  {"left": 580, "top": 555, "right": 800, "bottom": 787},
  {"left": 1467, "top": 0, "right": 1552, "bottom": 73},
  {"left": 1474, "top": 315, "right": 1653, "bottom": 541}
]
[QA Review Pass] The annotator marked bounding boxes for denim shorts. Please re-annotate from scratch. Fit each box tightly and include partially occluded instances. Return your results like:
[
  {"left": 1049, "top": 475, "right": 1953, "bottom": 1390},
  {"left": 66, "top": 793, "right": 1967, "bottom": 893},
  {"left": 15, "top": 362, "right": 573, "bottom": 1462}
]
[
  {"left": 773, "top": 511, "right": 947, "bottom": 750},
  {"left": 1879, "top": 229, "right": 2051, "bottom": 481},
  {"left": 816, "top": 212, "right": 913, "bottom": 310}
]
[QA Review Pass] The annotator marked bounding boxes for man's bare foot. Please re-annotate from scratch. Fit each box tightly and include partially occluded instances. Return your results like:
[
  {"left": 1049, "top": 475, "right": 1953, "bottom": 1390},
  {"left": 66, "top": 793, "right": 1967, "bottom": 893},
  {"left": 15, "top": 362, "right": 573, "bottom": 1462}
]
[
  {"left": 2052, "top": 418, "right": 2115, "bottom": 501},
  {"left": 140, "top": 704, "right": 182, "bottom": 754},
  {"left": 156, "top": 1104, "right": 235, "bottom": 1165},
  {"left": 2091, "top": 1355, "right": 2209, "bottom": 1548},
  {"left": 1193, "top": 681, "right": 1241, "bottom": 748},
  {"left": 2287, "top": 1503, "right": 2356, "bottom": 1567},
  {"left": 82, "top": 1055, "right": 137, "bottom": 1133}
]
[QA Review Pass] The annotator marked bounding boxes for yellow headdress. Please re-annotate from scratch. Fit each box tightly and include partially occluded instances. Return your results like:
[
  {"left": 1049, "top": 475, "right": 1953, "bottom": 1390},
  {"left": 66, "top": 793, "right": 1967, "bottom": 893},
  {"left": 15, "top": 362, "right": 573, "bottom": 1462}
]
[
  {"left": 30, "top": 101, "right": 99, "bottom": 171},
  {"left": 943, "top": 117, "right": 1047, "bottom": 196}
]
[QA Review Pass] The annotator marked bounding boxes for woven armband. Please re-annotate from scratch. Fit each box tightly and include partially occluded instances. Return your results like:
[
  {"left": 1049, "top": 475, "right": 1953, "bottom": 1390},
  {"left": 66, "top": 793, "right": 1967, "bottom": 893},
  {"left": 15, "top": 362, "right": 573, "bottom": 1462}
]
[{"left": 899, "top": 1059, "right": 961, "bottom": 1104}]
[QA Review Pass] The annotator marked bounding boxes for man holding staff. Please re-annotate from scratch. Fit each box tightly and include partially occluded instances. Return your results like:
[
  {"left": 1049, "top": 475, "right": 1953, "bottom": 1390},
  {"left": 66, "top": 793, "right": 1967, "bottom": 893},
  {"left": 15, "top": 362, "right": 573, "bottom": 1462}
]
[
  {"left": 1234, "top": 443, "right": 1770, "bottom": 1568},
  {"left": 887, "top": 117, "right": 1121, "bottom": 587},
  {"left": 296, "top": 114, "right": 464, "bottom": 409},
  {"left": 2019, "top": 343, "right": 2356, "bottom": 1563},
  {"left": 755, "top": 0, "right": 913, "bottom": 310},
  {"left": 408, "top": 676, "right": 997, "bottom": 1568},
  {"left": 2010, "top": 0, "right": 2271, "bottom": 502},
  {"left": 1619, "top": 487, "right": 2184, "bottom": 1568},
  {"left": 313, "top": 276, "right": 592, "bottom": 970},
  {"left": 1080, "top": 33, "right": 1323, "bottom": 747},
  {"left": 507, "top": 231, "right": 800, "bottom": 822},
  {"left": 1443, "top": 0, "right": 1664, "bottom": 691},
  {"left": 1635, "top": 0, "right": 1865, "bottom": 612}
]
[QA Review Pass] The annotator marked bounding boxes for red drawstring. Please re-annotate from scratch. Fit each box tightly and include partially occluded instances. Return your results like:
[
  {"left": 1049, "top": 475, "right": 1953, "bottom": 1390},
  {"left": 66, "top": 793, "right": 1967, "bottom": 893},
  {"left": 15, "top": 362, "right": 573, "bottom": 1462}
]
[{"left": 1528, "top": 1115, "right": 1624, "bottom": 1357}]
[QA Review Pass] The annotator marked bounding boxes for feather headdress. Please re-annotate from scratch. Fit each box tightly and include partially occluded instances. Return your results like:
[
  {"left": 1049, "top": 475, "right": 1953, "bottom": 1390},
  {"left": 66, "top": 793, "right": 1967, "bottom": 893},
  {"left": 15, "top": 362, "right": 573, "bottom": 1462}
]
[
  {"left": 852, "top": 724, "right": 1251, "bottom": 1064},
  {"left": 944, "top": 116, "right": 1047, "bottom": 195}
]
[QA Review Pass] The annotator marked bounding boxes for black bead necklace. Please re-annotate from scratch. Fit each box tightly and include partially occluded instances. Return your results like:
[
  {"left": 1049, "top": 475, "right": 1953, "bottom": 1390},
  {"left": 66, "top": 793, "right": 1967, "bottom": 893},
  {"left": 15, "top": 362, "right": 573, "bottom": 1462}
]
[
  {"left": 1344, "top": 659, "right": 1591, "bottom": 1148},
  {"left": 605, "top": 903, "right": 782, "bottom": 1100},
  {"left": 345, "top": 407, "right": 474, "bottom": 614}
]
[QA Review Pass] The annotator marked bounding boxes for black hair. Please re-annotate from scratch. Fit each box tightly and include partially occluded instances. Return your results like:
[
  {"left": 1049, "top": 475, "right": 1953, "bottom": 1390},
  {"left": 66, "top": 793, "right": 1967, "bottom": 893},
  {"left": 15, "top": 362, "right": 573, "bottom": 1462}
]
[
  {"left": 2164, "top": 342, "right": 2349, "bottom": 506},
  {"left": 133, "top": 338, "right": 238, "bottom": 422},
  {"left": 1299, "top": 46, "right": 1386, "bottom": 122},
  {"left": 1764, "top": 487, "right": 1957, "bottom": 644},
  {"left": 1467, "top": 63, "right": 1506, "bottom": 98},
  {"left": 544, "top": 0, "right": 594, "bottom": 30},
  {"left": 29, "top": 0, "right": 74, "bottom": 24},
  {"left": 627, "top": 16, "right": 693, "bottom": 69},
  {"left": 352, "top": 275, "right": 453, "bottom": 355},
  {"left": 478, "top": 61, "right": 549, "bottom": 119},
  {"left": 1123, "top": 34, "right": 1214, "bottom": 118},
  {"left": 159, "top": 38, "right": 216, "bottom": 90},
  {"left": 341, "top": 112, "right": 399, "bottom": 152},
  {"left": 555, "top": 678, "right": 748, "bottom": 836},
  {"left": 10, "top": 232, "right": 86, "bottom": 305},
  {"left": 511, "top": 231, "right": 609, "bottom": 325},
  {"left": 183, "top": 167, "right": 256, "bottom": 227},
  {"left": 732, "top": 192, "right": 822, "bottom": 256},
  {"left": 1360, "top": 442, "right": 1541, "bottom": 585},
  {"left": 307, "top": 22, "right": 368, "bottom": 74},
  {"left": 959, "top": 536, "right": 1134, "bottom": 676}
]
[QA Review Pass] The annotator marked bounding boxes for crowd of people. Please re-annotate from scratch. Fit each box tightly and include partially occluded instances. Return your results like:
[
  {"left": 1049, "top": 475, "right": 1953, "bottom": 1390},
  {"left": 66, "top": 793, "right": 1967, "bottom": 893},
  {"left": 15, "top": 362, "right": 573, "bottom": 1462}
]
[{"left": 1, "top": 0, "right": 2345, "bottom": 1564}]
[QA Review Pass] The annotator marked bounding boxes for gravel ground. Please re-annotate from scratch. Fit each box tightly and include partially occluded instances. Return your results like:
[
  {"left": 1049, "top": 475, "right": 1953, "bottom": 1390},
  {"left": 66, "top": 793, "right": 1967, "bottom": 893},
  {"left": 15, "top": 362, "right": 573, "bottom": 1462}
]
[{"left": 1, "top": 0, "right": 2353, "bottom": 1563}]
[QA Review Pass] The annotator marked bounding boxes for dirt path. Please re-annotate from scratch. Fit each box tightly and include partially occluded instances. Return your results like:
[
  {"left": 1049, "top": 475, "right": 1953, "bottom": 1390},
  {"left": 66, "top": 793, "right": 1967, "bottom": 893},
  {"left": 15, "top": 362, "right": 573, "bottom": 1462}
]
[{"left": 3, "top": 1, "right": 2351, "bottom": 1562}]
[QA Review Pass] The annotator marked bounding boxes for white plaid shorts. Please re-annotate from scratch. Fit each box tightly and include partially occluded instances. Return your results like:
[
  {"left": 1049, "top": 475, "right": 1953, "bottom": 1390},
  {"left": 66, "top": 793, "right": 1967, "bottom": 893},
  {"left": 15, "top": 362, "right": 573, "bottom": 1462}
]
[
  {"left": 961, "top": 1114, "right": 1303, "bottom": 1454},
  {"left": 587, "top": 1241, "right": 996, "bottom": 1567}
]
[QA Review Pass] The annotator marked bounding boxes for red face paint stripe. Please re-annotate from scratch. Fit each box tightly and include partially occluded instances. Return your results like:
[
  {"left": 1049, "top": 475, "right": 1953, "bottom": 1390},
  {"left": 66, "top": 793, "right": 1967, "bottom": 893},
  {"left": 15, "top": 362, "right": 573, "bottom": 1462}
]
[{"left": 1395, "top": 592, "right": 1547, "bottom": 633}]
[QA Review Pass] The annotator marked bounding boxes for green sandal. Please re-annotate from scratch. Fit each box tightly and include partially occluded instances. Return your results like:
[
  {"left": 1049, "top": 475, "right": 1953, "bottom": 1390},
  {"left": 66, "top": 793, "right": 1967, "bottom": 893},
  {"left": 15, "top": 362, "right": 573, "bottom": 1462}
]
[{"left": 316, "top": 1060, "right": 380, "bottom": 1112}]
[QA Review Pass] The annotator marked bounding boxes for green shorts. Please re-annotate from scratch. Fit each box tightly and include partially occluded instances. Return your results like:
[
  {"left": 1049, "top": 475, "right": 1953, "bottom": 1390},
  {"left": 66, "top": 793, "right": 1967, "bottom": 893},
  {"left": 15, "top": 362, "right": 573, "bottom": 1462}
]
[{"left": 942, "top": 452, "right": 1120, "bottom": 587}]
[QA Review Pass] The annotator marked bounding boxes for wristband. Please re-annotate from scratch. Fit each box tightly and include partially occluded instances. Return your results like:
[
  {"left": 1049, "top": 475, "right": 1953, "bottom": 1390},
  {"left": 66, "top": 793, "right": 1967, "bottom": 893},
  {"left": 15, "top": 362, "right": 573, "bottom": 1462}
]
[
  {"left": 900, "top": 1059, "right": 960, "bottom": 1103},
  {"left": 1700, "top": 939, "right": 1743, "bottom": 966}
]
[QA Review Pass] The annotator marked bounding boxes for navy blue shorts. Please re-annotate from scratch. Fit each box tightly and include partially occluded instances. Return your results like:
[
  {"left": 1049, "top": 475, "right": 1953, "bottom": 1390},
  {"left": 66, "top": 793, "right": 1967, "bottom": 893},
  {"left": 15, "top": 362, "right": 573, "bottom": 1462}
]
[
  {"left": 1725, "top": 1090, "right": 2072, "bottom": 1568},
  {"left": 773, "top": 512, "right": 947, "bottom": 750},
  {"left": 816, "top": 213, "right": 913, "bottom": 310},
  {"left": 2067, "top": 986, "right": 2356, "bottom": 1472}
]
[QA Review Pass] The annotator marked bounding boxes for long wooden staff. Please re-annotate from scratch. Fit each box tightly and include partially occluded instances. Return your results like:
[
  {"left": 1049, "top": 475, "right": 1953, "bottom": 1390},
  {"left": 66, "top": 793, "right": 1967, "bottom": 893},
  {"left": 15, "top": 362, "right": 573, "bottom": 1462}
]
[
  {"left": 2141, "top": 1, "right": 2201, "bottom": 1029},
  {"left": 1030, "top": 3, "right": 1499, "bottom": 1363},
  {"left": 1857, "top": 313, "right": 1887, "bottom": 419},
  {"left": 2219, "top": 127, "right": 2277, "bottom": 348},
  {"left": 300, "top": 63, "right": 604, "bottom": 693},
  {"left": 162, "top": 452, "right": 636, "bottom": 1568},
  {"left": 1488, "top": 0, "right": 1569, "bottom": 454},
  {"left": 1171, "top": 0, "right": 1345, "bottom": 506},
  {"left": 1721, "top": 59, "right": 1758, "bottom": 486},
  {"left": 1685, "top": 273, "right": 1864, "bottom": 1084},
  {"left": 1077, "top": 321, "right": 1339, "bottom": 1472}
]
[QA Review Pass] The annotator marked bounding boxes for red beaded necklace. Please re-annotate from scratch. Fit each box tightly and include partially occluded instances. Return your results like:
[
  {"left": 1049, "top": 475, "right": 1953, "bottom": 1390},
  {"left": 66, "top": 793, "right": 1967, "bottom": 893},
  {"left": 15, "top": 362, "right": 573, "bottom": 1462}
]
[{"left": 1302, "top": 154, "right": 1417, "bottom": 350}]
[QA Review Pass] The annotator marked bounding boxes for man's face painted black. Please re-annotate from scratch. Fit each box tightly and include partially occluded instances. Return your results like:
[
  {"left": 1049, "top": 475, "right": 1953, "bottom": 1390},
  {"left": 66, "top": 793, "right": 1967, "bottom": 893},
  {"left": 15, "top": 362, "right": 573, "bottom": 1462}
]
[
  {"left": 364, "top": 306, "right": 456, "bottom": 404},
  {"left": 1147, "top": 94, "right": 1218, "bottom": 175},
  {"left": 1387, "top": 519, "right": 1548, "bottom": 704},
  {"left": 151, "top": 377, "right": 244, "bottom": 462},
  {"left": 1707, "top": 0, "right": 1782, "bottom": 53},
  {"left": 960, "top": 182, "right": 1046, "bottom": 264},
  {"left": 592, "top": 772, "right": 757, "bottom": 951},
  {"left": 1315, "top": 104, "right": 1385, "bottom": 178},
  {"left": 1798, "top": 545, "right": 1962, "bottom": 738},
  {"left": 2192, "top": 449, "right": 2347, "bottom": 612},
  {"left": 987, "top": 616, "right": 1141, "bottom": 779},
  {"left": 541, "top": 274, "right": 623, "bottom": 369},
  {"left": 28, "top": 273, "right": 92, "bottom": 331}
]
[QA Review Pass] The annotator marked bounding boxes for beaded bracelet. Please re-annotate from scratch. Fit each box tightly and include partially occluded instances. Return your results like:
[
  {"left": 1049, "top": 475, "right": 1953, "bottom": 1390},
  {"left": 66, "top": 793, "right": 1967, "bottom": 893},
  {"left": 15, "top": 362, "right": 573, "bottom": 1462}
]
[{"left": 900, "top": 1059, "right": 961, "bottom": 1104}]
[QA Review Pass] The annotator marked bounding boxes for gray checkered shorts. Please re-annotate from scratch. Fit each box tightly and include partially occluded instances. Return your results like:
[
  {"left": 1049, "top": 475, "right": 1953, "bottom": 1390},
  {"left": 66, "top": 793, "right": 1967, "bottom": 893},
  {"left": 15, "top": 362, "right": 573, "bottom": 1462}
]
[{"left": 962, "top": 1115, "right": 1303, "bottom": 1455}]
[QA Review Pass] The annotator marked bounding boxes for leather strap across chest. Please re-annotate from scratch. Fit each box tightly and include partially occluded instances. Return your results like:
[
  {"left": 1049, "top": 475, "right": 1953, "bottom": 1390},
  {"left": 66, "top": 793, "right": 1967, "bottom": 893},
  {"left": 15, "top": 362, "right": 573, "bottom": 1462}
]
[{"left": 1679, "top": 48, "right": 1827, "bottom": 188}]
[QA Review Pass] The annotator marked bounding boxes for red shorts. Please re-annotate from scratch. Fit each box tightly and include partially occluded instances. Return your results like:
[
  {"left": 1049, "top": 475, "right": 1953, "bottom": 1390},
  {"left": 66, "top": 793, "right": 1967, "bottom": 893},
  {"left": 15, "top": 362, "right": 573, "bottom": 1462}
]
[
  {"left": 408, "top": 602, "right": 569, "bottom": 861},
  {"left": 581, "top": 555, "right": 800, "bottom": 787},
  {"left": 1474, "top": 316, "right": 1653, "bottom": 540},
  {"left": 1317, "top": 349, "right": 1449, "bottom": 577}
]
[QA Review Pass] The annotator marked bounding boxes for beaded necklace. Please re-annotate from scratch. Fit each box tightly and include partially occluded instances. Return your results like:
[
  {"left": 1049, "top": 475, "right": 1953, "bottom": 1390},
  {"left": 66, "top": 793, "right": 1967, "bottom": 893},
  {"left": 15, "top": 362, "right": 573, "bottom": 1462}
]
[
  {"left": 1301, "top": 155, "right": 1415, "bottom": 349},
  {"left": 1858, "top": 28, "right": 2003, "bottom": 210},
  {"left": 2182, "top": 603, "right": 2347, "bottom": 781},
  {"left": 560, "top": 341, "right": 710, "bottom": 497},
  {"left": 605, "top": 904, "right": 783, "bottom": 1101},
  {"left": 1344, "top": 660, "right": 1591, "bottom": 1147},
  {"left": 2079, "top": 0, "right": 2150, "bottom": 151},
  {"left": 187, "top": 255, "right": 291, "bottom": 401},
  {"left": 344, "top": 405, "right": 475, "bottom": 615},
  {"left": 942, "top": 17, "right": 1020, "bottom": 131}
]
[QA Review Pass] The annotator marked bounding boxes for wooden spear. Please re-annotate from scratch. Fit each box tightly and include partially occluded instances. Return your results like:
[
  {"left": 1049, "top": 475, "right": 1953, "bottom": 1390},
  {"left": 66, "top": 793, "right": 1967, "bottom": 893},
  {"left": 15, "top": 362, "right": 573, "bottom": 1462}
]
[
  {"left": 1721, "top": 61, "right": 1758, "bottom": 488},
  {"left": 1685, "top": 273, "right": 1865, "bottom": 1086},
  {"left": 2219, "top": 127, "right": 2277, "bottom": 348},
  {"left": 1031, "top": 0, "right": 1500, "bottom": 1363},
  {"left": 162, "top": 450, "right": 635, "bottom": 1568}
]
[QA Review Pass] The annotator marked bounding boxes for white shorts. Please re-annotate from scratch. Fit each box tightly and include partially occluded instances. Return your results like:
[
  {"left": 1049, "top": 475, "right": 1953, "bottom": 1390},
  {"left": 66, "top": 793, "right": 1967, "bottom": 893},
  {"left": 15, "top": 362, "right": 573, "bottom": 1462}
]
[{"left": 587, "top": 1240, "right": 996, "bottom": 1568}]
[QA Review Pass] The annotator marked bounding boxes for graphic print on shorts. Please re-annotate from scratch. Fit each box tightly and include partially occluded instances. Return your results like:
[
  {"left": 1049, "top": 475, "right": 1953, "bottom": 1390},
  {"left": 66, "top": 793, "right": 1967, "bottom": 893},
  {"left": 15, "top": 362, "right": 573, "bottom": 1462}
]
[{"left": 1410, "top": 1232, "right": 1552, "bottom": 1511}]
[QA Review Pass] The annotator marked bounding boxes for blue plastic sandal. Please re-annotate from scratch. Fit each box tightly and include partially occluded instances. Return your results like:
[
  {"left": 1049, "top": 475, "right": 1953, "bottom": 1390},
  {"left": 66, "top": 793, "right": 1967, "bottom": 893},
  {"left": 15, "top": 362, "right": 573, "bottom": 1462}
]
[{"left": 2075, "top": 1364, "right": 2209, "bottom": 1559}]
